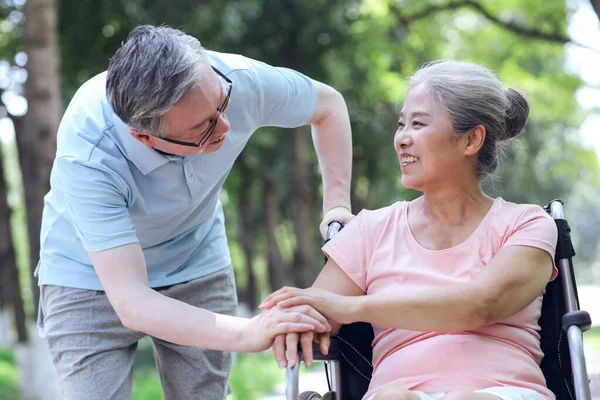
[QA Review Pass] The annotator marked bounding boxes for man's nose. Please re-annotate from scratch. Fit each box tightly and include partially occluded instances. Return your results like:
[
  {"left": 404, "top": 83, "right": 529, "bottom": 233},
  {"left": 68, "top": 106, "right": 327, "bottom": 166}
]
[{"left": 216, "top": 114, "right": 230, "bottom": 135}]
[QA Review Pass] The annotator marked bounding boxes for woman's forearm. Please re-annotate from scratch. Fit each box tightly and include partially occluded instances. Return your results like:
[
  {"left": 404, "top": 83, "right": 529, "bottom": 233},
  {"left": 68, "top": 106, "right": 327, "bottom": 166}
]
[{"left": 353, "top": 284, "right": 489, "bottom": 332}]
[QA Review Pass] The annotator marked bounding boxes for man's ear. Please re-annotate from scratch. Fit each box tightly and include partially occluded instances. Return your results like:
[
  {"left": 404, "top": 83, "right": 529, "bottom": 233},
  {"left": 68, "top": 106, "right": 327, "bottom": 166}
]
[
  {"left": 130, "top": 129, "right": 156, "bottom": 147},
  {"left": 464, "top": 125, "right": 486, "bottom": 156}
]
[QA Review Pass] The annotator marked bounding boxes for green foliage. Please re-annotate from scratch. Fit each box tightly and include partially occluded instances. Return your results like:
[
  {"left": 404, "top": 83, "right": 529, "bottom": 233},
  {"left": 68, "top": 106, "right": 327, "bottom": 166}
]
[
  {"left": 228, "top": 352, "right": 285, "bottom": 400},
  {"left": 46, "top": 0, "right": 600, "bottom": 288},
  {"left": 0, "top": 347, "right": 23, "bottom": 400},
  {"left": 131, "top": 338, "right": 285, "bottom": 400},
  {"left": 131, "top": 368, "right": 164, "bottom": 400},
  {"left": 585, "top": 326, "right": 600, "bottom": 355}
]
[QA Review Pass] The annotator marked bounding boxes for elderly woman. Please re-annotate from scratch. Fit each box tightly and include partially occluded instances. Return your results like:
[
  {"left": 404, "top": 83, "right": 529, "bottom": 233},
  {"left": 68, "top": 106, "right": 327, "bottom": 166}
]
[{"left": 260, "top": 60, "right": 558, "bottom": 400}]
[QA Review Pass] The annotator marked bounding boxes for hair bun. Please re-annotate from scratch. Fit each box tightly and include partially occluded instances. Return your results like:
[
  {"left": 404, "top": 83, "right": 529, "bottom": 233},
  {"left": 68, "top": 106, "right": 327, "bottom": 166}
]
[{"left": 502, "top": 88, "right": 529, "bottom": 141}]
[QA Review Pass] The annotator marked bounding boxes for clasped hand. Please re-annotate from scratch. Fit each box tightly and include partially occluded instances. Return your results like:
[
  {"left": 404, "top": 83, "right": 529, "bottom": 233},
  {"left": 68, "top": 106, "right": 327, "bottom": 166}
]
[{"left": 259, "top": 287, "right": 357, "bottom": 367}]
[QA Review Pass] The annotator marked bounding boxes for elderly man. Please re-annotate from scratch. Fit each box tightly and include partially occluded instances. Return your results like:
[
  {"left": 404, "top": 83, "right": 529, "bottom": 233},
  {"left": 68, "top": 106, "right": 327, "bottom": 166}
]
[{"left": 36, "top": 25, "right": 352, "bottom": 399}]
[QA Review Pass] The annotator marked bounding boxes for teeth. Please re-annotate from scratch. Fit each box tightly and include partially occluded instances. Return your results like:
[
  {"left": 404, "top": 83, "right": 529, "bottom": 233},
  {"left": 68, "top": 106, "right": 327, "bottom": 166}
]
[{"left": 401, "top": 156, "right": 418, "bottom": 163}]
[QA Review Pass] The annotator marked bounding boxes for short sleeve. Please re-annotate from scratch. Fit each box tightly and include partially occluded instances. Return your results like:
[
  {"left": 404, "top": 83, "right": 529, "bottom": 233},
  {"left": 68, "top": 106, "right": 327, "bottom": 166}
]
[
  {"left": 503, "top": 206, "right": 558, "bottom": 281},
  {"left": 56, "top": 156, "right": 138, "bottom": 253},
  {"left": 248, "top": 59, "right": 318, "bottom": 128},
  {"left": 321, "top": 211, "right": 369, "bottom": 291}
]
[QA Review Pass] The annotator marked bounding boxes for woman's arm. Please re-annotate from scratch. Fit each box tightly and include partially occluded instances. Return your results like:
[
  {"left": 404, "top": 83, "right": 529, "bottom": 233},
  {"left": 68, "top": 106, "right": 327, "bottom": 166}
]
[{"left": 265, "top": 245, "right": 553, "bottom": 332}]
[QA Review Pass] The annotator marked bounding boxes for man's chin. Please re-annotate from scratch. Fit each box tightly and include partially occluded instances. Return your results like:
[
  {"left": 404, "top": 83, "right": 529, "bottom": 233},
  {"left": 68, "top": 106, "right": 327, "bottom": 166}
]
[{"left": 203, "top": 139, "right": 226, "bottom": 153}]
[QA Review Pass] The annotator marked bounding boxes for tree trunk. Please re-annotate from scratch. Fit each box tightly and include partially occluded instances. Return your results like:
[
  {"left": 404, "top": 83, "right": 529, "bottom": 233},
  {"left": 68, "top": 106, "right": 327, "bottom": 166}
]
[
  {"left": 237, "top": 156, "right": 258, "bottom": 310},
  {"left": 0, "top": 147, "right": 28, "bottom": 343},
  {"left": 290, "top": 127, "right": 315, "bottom": 288},
  {"left": 263, "top": 174, "right": 287, "bottom": 292},
  {"left": 18, "top": 0, "right": 61, "bottom": 314},
  {"left": 591, "top": 0, "right": 600, "bottom": 22}
]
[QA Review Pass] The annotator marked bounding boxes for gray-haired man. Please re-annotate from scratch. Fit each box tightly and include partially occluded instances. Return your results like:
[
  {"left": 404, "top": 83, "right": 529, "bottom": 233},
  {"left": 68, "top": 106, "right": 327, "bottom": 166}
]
[{"left": 36, "top": 25, "right": 352, "bottom": 399}]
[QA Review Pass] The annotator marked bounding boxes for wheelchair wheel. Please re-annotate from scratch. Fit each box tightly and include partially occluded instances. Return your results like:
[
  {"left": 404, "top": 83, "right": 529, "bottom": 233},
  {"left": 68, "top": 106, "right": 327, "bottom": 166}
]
[{"left": 299, "top": 391, "right": 322, "bottom": 400}]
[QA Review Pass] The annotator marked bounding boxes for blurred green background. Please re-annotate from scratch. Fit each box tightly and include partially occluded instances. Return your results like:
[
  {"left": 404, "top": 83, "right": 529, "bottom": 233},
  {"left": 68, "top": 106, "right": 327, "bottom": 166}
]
[{"left": 1, "top": 0, "right": 600, "bottom": 399}]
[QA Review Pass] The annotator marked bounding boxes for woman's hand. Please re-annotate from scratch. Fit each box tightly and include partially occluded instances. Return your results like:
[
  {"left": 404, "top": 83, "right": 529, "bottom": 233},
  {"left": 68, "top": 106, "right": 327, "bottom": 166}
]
[
  {"left": 272, "top": 331, "right": 331, "bottom": 368},
  {"left": 260, "top": 287, "right": 358, "bottom": 325},
  {"left": 243, "top": 305, "right": 332, "bottom": 353}
]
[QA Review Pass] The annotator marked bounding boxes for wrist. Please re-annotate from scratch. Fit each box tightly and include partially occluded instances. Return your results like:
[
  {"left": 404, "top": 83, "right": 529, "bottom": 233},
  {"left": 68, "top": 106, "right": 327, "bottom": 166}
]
[
  {"left": 323, "top": 203, "right": 352, "bottom": 215},
  {"left": 219, "top": 315, "right": 254, "bottom": 352},
  {"left": 348, "top": 295, "right": 367, "bottom": 324}
]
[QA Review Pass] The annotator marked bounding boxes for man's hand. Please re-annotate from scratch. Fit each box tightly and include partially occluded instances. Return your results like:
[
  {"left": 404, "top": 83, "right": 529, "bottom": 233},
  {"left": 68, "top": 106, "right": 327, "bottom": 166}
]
[
  {"left": 260, "top": 287, "right": 357, "bottom": 325},
  {"left": 320, "top": 206, "right": 354, "bottom": 238},
  {"left": 243, "top": 305, "right": 332, "bottom": 353},
  {"left": 272, "top": 331, "right": 331, "bottom": 368}
]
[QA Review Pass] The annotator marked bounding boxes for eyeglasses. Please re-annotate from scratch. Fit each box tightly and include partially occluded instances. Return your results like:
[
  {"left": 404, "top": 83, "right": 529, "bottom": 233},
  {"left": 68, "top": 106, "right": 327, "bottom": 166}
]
[{"left": 161, "top": 67, "right": 233, "bottom": 147}]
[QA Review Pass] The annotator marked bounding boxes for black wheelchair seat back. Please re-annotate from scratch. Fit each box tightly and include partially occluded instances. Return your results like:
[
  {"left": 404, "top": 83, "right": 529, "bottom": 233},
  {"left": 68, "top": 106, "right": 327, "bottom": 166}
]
[{"left": 334, "top": 322, "right": 374, "bottom": 400}]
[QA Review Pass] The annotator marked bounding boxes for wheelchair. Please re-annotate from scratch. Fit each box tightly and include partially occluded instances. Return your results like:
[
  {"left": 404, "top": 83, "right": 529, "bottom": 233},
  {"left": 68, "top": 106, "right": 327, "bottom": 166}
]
[{"left": 285, "top": 200, "right": 593, "bottom": 400}]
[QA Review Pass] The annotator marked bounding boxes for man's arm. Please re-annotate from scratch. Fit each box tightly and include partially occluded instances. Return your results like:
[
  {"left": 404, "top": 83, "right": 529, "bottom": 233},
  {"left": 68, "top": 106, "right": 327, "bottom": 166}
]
[
  {"left": 89, "top": 243, "right": 330, "bottom": 353},
  {"left": 308, "top": 81, "right": 353, "bottom": 234}
]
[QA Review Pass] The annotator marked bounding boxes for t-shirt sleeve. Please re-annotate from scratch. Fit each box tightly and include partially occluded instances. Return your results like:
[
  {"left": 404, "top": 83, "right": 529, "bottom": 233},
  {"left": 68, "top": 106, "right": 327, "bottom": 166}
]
[
  {"left": 56, "top": 156, "right": 138, "bottom": 253},
  {"left": 248, "top": 58, "right": 318, "bottom": 128},
  {"left": 503, "top": 205, "right": 558, "bottom": 281},
  {"left": 321, "top": 211, "right": 369, "bottom": 291}
]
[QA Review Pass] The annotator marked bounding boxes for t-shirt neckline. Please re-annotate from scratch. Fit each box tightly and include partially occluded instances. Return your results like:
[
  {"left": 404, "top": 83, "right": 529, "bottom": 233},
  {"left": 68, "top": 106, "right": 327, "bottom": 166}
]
[{"left": 403, "top": 197, "right": 501, "bottom": 254}]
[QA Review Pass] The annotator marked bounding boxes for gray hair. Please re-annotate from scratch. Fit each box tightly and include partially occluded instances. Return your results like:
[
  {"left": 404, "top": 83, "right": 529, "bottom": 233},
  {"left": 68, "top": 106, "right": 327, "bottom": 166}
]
[
  {"left": 409, "top": 60, "right": 529, "bottom": 182},
  {"left": 106, "top": 25, "right": 206, "bottom": 138}
]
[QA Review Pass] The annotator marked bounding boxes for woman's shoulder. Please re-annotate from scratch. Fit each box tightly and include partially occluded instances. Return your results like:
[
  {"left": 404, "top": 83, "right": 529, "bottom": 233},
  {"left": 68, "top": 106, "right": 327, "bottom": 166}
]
[
  {"left": 493, "top": 197, "right": 550, "bottom": 217},
  {"left": 490, "top": 197, "right": 554, "bottom": 229}
]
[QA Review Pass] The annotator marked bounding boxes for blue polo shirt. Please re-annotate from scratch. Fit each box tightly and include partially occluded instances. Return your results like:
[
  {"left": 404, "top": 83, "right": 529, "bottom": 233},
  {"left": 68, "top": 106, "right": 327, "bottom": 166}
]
[{"left": 36, "top": 51, "right": 318, "bottom": 290}]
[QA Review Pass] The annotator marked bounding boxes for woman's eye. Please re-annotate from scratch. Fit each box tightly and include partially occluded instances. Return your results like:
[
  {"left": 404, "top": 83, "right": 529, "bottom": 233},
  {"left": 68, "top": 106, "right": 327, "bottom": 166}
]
[
  {"left": 413, "top": 121, "right": 423, "bottom": 127},
  {"left": 397, "top": 121, "right": 405, "bottom": 128}
]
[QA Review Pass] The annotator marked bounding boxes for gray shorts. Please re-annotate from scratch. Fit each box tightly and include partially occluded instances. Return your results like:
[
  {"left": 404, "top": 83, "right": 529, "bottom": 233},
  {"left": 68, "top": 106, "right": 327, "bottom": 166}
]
[{"left": 37, "top": 266, "right": 238, "bottom": 400}]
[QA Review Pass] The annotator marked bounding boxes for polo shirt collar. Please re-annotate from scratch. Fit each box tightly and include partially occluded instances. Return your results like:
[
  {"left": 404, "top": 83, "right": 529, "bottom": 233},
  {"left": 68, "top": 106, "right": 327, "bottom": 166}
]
[{"left": 111, "top": 113, "right": 171, "bottom": 175}]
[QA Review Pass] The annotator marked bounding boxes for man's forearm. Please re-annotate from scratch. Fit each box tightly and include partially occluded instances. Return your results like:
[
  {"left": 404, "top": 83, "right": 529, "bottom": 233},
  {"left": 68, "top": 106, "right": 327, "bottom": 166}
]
[
  {"left": 117, "top": 286, "right": 250, "bottom": 352},
  {"left": 311, "top": 90, "right": 352, "bottom": 213}
]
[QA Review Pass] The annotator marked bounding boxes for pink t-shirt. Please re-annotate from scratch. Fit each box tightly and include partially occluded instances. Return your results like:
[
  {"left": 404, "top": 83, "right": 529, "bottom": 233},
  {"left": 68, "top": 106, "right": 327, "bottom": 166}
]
[{"left": 322, "top": 198, "right": 558, "bottom": 400}]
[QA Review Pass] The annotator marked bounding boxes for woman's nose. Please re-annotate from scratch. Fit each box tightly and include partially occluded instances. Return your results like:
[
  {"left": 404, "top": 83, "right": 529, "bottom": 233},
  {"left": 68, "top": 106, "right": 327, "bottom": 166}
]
[{"left": 395, "top": 128, "right": 412, "bottom": 149}]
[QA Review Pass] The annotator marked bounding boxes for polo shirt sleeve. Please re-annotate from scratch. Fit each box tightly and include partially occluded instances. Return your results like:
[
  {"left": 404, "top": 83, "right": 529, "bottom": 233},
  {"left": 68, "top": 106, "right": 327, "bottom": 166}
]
[
  {"left": 248, "top": 59, "right": 319, "bottom": 128},
  {"left": 55, "top": 156, "right": 138, "bottom": 253}
]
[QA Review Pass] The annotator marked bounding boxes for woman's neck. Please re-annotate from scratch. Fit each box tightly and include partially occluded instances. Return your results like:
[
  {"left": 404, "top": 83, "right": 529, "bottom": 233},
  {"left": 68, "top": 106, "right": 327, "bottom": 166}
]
[{"left": 414, "top": 186, "right": 494, "bottom": 226}]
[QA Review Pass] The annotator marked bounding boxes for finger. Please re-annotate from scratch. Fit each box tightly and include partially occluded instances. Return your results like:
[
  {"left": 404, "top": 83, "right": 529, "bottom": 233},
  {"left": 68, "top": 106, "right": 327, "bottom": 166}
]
[
  {"left": 260, "top": 291, "right": 296, "bottom": 309},
  {"left": 273, "top": 310, "right": 326, "bottom": 333},
  {"left": 319, "top": 333, "right": 331, "bottom": 355},
  {"left": 279, "top": 297, "right": 307, "bottom": 309},
  {"left": 272, "top": 335, "right": 287, "bottom": 369},
  {"left": 290, "top": 312, "right": 327, "bottom": 332},
  {"left": 300, "top": 331, "right": 314, "bottom": 368},
  {"left": 286, "top": 332, "right": 300, "bottom": 368},
  {"left": 289, "top": 305, "right": 331, "bottom": 331}
]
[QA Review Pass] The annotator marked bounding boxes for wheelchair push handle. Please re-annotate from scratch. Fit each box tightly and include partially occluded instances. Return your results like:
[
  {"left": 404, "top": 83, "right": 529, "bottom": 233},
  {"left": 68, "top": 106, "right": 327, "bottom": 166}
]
[
  {"left": 326, "top": 220, "right": 344, "bottom": 242},
  {"left": 324, "top": 220, "right": 344, "bottom": 264}
]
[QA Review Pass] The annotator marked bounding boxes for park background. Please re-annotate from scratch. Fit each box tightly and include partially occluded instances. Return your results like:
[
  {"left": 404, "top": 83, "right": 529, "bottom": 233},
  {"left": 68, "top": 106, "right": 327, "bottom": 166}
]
[{"left": 1, "top": 0, "right": 600, "bottom": 399}]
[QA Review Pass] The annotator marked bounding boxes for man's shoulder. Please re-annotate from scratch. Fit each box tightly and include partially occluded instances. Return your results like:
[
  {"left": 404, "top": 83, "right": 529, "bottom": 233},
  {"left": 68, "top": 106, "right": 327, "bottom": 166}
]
[
  {"left": 205, "top": 51, "right": 255, "bottom": 75},
  {"left": 57, "top": 71, "right": 125, "bottom": 165}
]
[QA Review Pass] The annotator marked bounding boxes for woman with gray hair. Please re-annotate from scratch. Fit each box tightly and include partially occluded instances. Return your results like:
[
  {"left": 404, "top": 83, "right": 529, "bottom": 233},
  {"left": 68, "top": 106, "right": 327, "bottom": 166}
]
[{"left": 262, "top": 60, "right": 558, "bottom": 400}]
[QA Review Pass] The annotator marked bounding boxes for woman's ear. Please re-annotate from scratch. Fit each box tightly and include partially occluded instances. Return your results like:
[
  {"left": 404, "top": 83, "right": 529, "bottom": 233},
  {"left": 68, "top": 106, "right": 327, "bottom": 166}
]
[{"left": 464, "top": 125, "right": 486, "bottom": 156}]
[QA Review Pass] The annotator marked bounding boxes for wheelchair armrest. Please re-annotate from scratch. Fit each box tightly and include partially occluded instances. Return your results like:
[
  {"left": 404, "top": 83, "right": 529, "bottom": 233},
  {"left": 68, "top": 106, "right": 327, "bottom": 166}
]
[{"left": 562, "top": 310, "right": 592, "bottom": 333}]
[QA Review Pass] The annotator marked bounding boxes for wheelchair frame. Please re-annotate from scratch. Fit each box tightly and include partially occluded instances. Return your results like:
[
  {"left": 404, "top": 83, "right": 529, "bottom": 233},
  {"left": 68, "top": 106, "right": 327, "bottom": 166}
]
[{"left": 285, "top": 200, "right": 593, "bottom": 400}]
